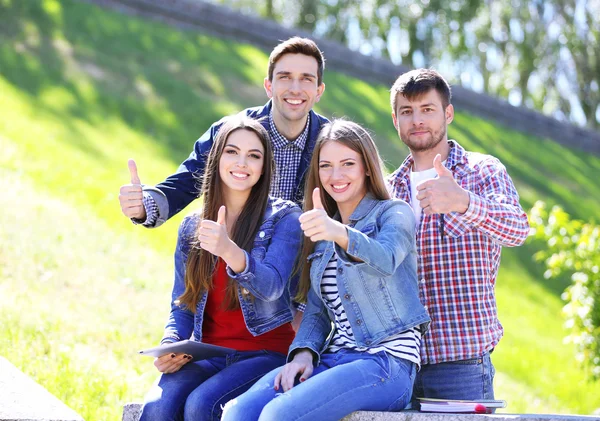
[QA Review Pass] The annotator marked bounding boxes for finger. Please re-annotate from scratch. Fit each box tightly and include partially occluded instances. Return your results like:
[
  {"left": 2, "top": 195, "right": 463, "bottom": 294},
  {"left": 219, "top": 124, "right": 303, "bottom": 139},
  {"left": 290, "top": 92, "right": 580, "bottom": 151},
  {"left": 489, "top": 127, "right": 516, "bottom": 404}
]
[
  {"left": 128, "top": 159, "right": 141, "bottom": 185},
  {"left": 217, "top": 206, "right": 227, "bottom": 225},
  {"left": 299, "top": 364, "right": 314, "bottom": 382},
  {"left": 312, "top": 187, "right": 324, "bottom": 210},
  {"left": 282, "top": 367, "right": 297, "bottom": 392},
  {"left": 274, "top": 370, "right": 282, "bottom": 391},
  {"left": 416, "top": 180, "right": 433, "bottom": 191},
  {"left": 299, "top": 209, "right": 322, "bottom": 224},
  {"left": 433, "top": 154, "right": 452, "bottom": 177},
  {"left": 119, "top": 185, "right": 143, "bottom": 194}
]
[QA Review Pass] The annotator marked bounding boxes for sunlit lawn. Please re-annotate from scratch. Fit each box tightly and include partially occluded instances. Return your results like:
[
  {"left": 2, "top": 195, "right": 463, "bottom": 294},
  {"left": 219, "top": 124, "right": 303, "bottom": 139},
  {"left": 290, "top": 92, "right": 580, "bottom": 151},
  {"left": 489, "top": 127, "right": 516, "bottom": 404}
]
[{"left": 1, "top": 0, "right": 599, "bottom": 419}]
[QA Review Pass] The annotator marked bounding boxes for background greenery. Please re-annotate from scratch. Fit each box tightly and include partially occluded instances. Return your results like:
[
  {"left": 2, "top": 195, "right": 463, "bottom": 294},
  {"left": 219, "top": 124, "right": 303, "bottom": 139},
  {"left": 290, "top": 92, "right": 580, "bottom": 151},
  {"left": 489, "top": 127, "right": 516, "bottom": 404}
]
[{"left": 1, "top": 0, "right": 599, "bottom": 419}]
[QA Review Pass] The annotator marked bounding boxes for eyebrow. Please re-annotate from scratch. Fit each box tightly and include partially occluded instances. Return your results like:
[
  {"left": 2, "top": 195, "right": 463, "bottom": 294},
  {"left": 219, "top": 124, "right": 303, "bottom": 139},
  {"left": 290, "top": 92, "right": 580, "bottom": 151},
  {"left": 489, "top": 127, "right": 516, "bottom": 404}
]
[
  {"left": 319, "top": 158, "right": 357, "bottom": 164},
  {"left": 225, "top": 144, "right": 264, "bottom": 154},
  {"left": 398, "top": 102, "right": 437, "bottom": 110},
  {"left": 276, "top": 70, "right": 317, "bottom": 79}
]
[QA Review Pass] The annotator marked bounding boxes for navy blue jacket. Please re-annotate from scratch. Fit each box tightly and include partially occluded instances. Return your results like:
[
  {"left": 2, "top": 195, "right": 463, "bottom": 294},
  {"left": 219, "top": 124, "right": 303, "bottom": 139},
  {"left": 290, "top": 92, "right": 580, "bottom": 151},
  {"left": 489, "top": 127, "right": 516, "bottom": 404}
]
[{"left": 152, "top": 101, "right": 328, "bottom": 222}]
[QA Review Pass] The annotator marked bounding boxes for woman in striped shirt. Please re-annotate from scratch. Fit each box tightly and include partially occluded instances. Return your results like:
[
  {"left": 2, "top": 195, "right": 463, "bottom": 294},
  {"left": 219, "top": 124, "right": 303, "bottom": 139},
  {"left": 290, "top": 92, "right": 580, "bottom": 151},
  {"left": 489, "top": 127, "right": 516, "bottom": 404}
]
[{"left": 222, "top": 119, "right": 430, "bottom": 421}]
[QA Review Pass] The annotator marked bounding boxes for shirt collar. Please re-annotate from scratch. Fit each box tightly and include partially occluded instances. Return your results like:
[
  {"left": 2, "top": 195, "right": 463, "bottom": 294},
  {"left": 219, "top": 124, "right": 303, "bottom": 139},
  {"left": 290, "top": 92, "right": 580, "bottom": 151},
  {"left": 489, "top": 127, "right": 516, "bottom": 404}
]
[
  {"left": 269, "top": 111, "right": 310, "bottom": 150},
  {"left": 390, "top": 140, "right": 468, "bottom": 186}
]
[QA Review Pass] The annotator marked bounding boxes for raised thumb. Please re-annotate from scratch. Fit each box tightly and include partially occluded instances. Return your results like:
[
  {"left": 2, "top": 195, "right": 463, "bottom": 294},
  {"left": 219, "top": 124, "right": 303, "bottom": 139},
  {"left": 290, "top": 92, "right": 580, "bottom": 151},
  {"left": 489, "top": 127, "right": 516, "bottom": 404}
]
[
  {"left": 312, "top": 187, "right": 324, "bottom": 210},
  {"left": 217, "top": 205, "right": 227, "bottom": 225},
  {"left": 433, "top": 154, "right": 451, "bottom": 177},
  {"left": 128, "top": 159, "right": 141, "bottom": 185}
]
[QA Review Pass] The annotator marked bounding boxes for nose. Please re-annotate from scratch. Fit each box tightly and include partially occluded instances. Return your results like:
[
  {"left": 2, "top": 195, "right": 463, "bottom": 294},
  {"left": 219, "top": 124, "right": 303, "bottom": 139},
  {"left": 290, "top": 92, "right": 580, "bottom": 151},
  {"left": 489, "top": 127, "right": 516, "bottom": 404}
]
[
  {"left": 289, "top": 78, "right": 301, "bottom": 93},
  {"left": 412, "top": 111, "right": 424, "bottom": 126},
  {"left": 331, "top": 166, "right": 344, "bottom": 181},
  {"left": 236, "top": 155, "right": 248, "bottom": 168}
]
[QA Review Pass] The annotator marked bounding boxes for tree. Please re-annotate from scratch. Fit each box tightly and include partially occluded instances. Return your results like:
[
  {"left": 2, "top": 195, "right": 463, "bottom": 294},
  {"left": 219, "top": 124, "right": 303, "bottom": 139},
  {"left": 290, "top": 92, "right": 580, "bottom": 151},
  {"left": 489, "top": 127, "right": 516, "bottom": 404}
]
[{"left": 529, "top": 201, "right": 600, "bottom": 379}]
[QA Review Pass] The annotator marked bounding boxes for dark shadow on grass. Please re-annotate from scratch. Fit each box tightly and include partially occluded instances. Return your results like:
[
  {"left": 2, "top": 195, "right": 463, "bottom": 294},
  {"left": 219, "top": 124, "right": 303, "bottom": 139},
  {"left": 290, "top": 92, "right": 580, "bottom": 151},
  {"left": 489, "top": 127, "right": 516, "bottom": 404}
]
[{"left": 0, "top": 0, "right": 266, "bottom": 165}]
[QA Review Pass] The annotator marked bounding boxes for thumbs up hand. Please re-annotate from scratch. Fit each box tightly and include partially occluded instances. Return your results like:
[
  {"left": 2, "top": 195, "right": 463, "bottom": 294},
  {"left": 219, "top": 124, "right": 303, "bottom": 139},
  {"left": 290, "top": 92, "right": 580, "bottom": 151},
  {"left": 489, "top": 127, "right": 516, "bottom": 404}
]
[
  {"left": 299, "top": 188, "right": 347, "bottom": 243},
  {"left": 416, "top": 154, "right": 470, "bottom": 215},
  {"left": 199, "top": 206, "right": 233, "bottom": 257},
  {"left": 119, "top": 159, "right": 146, "bottom": 220}
]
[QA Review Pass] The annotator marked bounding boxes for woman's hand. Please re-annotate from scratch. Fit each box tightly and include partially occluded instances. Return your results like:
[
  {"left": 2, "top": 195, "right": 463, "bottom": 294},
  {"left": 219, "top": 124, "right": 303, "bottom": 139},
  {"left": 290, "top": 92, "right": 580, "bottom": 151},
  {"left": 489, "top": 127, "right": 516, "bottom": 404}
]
[
  {"left": 199, "top": 206, "right": 234, "bottom": 258},
  {"left": 154, "top": 352, "right": 192, "bottom": 374},
  {"left": 300, "top": 188, "right": 348, "bottom": 248},
  {"left": 273, "top": 349, "right": 315, "bottom": 392}
]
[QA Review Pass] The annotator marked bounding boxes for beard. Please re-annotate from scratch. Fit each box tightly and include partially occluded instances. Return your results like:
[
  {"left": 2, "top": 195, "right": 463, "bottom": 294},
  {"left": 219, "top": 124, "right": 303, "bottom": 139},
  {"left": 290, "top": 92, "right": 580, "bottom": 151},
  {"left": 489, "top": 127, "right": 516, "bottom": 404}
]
[{"left": 400, "top": 124, "right": 447, "bottom": 152}]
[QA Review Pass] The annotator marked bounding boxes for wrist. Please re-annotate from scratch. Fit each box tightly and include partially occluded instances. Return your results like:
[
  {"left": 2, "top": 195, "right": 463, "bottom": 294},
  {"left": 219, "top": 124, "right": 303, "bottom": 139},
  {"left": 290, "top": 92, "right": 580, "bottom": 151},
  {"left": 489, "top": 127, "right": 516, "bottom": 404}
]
[{"left": 456, "top": 189, "right": 470, "bottom": 214}]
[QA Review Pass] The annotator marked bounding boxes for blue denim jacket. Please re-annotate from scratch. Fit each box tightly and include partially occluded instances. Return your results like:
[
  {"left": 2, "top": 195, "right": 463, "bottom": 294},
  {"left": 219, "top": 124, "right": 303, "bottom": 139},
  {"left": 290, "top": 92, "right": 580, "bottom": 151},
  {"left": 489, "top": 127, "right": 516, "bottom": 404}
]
[
  {"left": 161, "top": 197, "right": 302, "bottom": 344},
  {"left": 289, "top": 194, "right": 431, "bottom": 364}
]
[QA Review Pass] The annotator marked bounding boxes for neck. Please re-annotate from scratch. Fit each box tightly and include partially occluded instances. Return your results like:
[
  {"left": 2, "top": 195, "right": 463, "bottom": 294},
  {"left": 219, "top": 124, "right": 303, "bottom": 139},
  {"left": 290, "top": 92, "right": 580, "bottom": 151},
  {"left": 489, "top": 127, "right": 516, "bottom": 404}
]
[
  {"left": 223, "top": 190, "right": 249, "bottom": 229},
  {"left": 411, "top": 140, "right": 450, "bottom": 172},
  {"left": 273, "top": 111, "right": 308, "bottom": 141}
]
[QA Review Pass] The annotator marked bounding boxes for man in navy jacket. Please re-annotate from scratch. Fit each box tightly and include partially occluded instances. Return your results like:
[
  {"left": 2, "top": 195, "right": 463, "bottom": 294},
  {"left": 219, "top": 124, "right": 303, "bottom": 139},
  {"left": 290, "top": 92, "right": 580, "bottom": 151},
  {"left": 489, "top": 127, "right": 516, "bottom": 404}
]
[{"left": 119, "top": 37, "right": 328, "bottom": 227}]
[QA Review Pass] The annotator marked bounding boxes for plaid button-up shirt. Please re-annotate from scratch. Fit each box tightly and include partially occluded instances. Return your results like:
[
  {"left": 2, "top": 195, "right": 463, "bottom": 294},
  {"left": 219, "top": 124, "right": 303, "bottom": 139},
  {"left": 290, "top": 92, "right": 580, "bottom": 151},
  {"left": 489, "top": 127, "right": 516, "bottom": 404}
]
[
  {"left": 269, "top": 112, "right": 309, "bottom": 201},
  {"left": 387, "top": 140, "right": 529, "bottom": 364}
]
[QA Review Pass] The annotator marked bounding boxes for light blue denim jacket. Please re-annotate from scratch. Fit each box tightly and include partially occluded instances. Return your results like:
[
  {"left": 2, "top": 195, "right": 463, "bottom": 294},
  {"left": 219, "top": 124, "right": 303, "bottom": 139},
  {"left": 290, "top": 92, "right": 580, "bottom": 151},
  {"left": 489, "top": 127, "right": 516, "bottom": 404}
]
[
  {"left": 161, "top": 197, "right": 302, "bottom": 344},
  {"left": 289, "top": 194, "right": 431, "bottom": 364}
]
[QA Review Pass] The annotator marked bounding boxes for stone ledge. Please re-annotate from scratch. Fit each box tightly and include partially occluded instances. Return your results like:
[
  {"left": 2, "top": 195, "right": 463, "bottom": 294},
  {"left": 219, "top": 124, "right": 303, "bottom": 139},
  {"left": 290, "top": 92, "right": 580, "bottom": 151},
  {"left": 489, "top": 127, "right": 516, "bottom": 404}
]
[
  {"left": 122, "top": 402, "right": 600, "bottom": 421},
  {"left": 0, "top": 357, "right": 84, "bottom": 421}
]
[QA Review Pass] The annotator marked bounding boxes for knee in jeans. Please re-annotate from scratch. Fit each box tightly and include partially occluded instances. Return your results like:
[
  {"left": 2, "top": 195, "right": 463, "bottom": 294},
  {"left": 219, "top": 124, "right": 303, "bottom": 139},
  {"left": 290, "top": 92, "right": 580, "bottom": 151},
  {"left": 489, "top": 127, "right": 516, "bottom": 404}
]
[
  {"left": 258, "top": 395, "right": 293, "bottom": 421},
  {"left": 183, "top": 394, "right": 221, "bottom": 421},
  {"left": 221, "top": 398, "right": 244, "bottom": 421},
  {"left": 139, "top": 401, "right": 178, "bottom": 421}
]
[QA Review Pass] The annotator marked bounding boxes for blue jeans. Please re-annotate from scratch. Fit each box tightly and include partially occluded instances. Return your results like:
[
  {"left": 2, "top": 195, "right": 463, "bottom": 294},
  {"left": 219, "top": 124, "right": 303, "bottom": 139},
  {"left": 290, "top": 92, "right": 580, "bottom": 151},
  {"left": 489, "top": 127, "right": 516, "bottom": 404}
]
[
  {"left": 139, "top": 350, "right": 286, "bottom": 421},
  {"left": 413, "top": 351, "right": 495, "bottom": 402},
  {"left": 221, "top": 349, "right": 416, "bottom": 421}
]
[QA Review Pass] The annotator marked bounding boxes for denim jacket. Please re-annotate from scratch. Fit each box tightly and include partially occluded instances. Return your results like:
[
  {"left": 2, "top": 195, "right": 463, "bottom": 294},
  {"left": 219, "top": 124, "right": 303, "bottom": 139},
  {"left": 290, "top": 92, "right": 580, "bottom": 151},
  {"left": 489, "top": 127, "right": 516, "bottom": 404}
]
[
  {"left": 161, "top": 197, "right": 302, "bottom": 344},
  {"left": 289, "top": 194, "right": 431, "bottom": 364}
]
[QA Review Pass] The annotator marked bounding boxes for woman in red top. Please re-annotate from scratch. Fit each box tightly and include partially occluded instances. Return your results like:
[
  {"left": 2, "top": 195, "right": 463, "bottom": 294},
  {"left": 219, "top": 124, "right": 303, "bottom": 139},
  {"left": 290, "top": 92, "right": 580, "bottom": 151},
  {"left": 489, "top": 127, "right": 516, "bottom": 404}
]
[{"left": 138, "top": 116, "right": 302, "bottom": 421}]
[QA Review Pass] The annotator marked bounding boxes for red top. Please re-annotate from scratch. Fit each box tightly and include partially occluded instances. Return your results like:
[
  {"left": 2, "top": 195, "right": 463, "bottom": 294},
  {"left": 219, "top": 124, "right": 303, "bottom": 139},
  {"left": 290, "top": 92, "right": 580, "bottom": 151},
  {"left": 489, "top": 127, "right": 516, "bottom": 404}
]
[{"left": 201, "top": 259, "right": 294, "bottom": 355}]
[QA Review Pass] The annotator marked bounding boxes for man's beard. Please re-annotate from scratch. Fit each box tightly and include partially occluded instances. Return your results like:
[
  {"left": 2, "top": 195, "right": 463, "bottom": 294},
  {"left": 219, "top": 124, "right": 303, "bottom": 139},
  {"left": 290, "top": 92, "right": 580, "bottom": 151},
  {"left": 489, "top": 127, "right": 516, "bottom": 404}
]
[{"left": 401, "top": 124, "right": 447, "bottom": 152}]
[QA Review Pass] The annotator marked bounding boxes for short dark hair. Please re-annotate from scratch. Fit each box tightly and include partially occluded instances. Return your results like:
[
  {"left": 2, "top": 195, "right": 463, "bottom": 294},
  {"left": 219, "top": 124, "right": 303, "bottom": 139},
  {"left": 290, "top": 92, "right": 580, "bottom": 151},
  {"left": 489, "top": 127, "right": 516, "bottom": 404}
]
[
  {"left": 268, "top": 37, "right": 325, "bottom": 85},
  {"left": 390, "top": 68, "right": 451, "bottom": 113}
]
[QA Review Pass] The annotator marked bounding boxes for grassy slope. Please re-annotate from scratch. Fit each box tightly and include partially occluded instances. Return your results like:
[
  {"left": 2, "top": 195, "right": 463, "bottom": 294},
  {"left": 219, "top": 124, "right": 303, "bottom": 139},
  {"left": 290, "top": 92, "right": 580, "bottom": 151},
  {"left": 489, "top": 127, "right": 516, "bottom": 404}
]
[{"left": 1, "top": 0, "right": 599, "bottom": 419}]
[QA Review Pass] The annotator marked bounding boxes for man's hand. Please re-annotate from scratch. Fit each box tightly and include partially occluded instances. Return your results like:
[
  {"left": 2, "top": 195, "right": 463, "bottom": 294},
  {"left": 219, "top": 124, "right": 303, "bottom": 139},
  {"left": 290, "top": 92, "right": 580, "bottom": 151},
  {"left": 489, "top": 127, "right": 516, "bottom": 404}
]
[
  {"left": 274, "top": 349, "right": 314, "bottom": 392},
  {"left": 416, "top": 154, "right": 470, "bottom": 215},
  {"left": 119, "top": 159, "right": 146, "bottom": 220},
  {"left": 299, "top": 188, "right": 347, "bottom": 243},
  {"left": 154, "top": 352, "right": 192, "bottom": 374}
]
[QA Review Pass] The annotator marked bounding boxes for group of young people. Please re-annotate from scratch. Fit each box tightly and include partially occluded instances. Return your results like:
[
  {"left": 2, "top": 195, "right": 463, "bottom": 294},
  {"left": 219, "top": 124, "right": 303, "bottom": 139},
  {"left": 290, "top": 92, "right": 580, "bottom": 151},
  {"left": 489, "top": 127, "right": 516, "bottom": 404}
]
[{"left": 119, "top": 37, "right": 530, "bottom": 421}]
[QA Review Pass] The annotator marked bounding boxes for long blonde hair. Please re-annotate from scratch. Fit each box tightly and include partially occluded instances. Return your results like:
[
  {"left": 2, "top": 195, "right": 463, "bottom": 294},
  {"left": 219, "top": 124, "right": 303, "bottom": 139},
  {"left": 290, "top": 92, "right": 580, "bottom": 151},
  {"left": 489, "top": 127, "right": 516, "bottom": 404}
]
[{"left": 295, "top": 119, "right": 389, "bottom": 302}]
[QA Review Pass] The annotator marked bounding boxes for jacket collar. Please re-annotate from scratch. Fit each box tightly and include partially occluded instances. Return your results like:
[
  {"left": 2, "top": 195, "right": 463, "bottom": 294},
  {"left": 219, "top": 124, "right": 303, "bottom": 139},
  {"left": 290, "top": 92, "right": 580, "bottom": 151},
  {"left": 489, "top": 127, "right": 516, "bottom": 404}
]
[{"left": 346, "top": 192, "right": 379, "bottom": 224}]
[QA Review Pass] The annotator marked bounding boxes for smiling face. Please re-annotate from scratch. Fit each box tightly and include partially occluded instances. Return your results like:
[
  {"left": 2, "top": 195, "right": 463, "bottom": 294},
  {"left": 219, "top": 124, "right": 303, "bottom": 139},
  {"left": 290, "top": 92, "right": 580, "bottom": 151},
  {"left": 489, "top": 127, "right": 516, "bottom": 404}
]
[
  {"left": 218, "top": 129, "right": 265, "bottom": 196},
  {"left": 318, "top": 140, "right": 367, "bottom": 217},
  {"left": 264, "top": 53, "right": 325, "bottom": 129},
  {"left": 392, "top": 89, "right": 454, "bottom": 153}
]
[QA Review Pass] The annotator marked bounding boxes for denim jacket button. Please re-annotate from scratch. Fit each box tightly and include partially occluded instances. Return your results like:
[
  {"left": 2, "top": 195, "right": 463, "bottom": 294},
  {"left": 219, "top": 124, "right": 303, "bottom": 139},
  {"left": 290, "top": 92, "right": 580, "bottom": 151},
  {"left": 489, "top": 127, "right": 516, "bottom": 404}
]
[
  {"left": 366, "top": 340, "right": 372, "bottom": 345},
  {"left": 344, "top": 294, "right": 351, "bottom": 300},
  {"left": 259, "top": 231, "right": 265, "bottom": 238},
  {"left": 337, "top": 267, "right": 343, "bottom": 274},
  {"left": 356, "top": 319, "right": 362, "bottom": 325}
]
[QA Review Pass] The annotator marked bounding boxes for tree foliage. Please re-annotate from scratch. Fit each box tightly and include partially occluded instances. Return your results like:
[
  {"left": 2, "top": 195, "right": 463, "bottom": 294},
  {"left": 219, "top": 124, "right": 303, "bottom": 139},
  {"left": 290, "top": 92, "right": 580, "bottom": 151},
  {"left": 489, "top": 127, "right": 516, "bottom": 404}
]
[
  {"left": 529, "top": 201, "right": 600, "bottom": 379},
  {"left": 213, "top": 0, "right": 600, "bottom": 130}
]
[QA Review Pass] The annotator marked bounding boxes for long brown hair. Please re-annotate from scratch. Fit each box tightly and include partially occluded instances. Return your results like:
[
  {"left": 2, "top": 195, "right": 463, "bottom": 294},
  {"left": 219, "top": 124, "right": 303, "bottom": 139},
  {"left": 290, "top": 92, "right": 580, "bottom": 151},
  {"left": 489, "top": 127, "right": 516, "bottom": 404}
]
[
  {"left": 178, "top": 116, "right": 274, "bottom": 312},
  {"left": 295, "top": 119, "right": 389, "bottom": 302}
]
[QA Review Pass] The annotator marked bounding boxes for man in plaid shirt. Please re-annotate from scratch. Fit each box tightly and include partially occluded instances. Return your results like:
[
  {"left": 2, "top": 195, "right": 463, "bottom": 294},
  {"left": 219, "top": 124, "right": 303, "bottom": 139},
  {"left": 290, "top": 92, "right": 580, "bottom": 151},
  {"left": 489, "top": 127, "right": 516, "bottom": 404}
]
[
  {"left": 119, "top": 37, "right": 328, "bottom": 227},
  {"left": 387, "top": 69, "right": 530, "bottom": 401}
]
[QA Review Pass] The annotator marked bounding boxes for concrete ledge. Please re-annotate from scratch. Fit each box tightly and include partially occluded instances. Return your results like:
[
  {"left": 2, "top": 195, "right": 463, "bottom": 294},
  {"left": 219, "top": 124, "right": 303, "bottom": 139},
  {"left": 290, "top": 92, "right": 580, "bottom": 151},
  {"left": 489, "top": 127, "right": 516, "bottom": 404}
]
[
  {"left": 0, "top": 357, "right": 84, "bottom": 421},
  {"left": 122, "top": 402, "right": 600, "bottom": 421}
]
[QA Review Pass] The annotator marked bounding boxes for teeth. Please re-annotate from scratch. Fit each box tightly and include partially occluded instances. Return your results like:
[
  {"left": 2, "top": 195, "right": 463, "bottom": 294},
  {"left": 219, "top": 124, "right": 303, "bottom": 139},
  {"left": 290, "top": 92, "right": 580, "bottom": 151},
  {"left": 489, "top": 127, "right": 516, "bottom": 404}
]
[
  {"left": 286, "top": 99, "right": 302, "bottom": 105},
  {"left": 232, "top": 172, "right": 249, "bottom": 178},
  {"left": 333, "top": 184, "right": 349, "bottom": 189}
]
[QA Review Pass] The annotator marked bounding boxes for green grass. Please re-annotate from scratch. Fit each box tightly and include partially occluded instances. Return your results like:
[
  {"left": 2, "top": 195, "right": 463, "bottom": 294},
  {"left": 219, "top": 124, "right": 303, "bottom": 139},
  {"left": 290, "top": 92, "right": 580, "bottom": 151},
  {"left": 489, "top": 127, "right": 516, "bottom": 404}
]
[{"left": 1, "top": 0, "right": 600, "bottom": 419}]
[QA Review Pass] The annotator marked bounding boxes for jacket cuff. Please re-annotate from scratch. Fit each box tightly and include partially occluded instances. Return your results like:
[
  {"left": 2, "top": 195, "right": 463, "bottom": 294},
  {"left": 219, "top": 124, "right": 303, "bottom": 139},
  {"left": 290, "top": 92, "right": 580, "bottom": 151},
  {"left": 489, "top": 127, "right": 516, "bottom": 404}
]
[{"left": 225, "top": 250, "right": 252, "bottom": 279}]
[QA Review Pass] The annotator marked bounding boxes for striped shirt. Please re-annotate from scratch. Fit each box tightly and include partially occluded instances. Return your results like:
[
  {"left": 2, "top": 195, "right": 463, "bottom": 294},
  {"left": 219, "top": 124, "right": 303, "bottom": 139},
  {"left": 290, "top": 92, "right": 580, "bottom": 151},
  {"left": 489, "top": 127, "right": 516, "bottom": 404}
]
[
  {"left": 387, "top": 140, "right": 529, "bottom": 364},
  {"left": 321, "top": 253, "right": 421, "bottom": 367}
]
